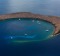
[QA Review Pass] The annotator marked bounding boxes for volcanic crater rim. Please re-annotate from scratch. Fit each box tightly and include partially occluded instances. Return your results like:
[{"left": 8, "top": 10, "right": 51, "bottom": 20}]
[{"left": 0, "top": 12, "right": 60, "bottom": 36}]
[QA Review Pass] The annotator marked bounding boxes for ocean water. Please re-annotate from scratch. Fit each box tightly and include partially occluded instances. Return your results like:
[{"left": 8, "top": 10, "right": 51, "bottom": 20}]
[
  {"left": 0, "top": 0, "right": 60, "bottom": 16},
  {"left": 0, "top": 0, "right": 60, "bottom": 56}
]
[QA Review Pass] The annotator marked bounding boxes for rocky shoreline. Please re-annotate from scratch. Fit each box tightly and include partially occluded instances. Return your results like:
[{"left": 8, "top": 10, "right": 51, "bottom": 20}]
[{"left": 0, "top": 12, "right": 60, "bottom": 35}]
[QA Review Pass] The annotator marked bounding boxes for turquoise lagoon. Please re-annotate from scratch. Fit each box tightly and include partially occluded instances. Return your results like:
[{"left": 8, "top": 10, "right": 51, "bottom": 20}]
[{"left": 0, "top": 18, "right": 54, "bottom": 43}]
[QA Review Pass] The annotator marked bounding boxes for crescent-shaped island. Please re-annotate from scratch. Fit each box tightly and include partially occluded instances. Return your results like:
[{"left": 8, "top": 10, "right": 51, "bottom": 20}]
[
  {"left": 0, "top": 12, "right": 60, "bottom": 43},
  {"left": 0, "top": 12, "right": 60, "bottom": 36}
]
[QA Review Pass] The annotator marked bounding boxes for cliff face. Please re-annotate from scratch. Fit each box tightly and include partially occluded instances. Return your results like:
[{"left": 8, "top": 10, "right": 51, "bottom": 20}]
[{"left": 0, "top": 12, "right": 60, "bottom": 35}]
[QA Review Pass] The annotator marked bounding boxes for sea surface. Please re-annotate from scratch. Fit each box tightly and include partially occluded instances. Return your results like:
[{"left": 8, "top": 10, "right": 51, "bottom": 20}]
[
  {"left": 0, "top": 0, "right": 60, "bottom": 16},
  {"left": 0, "top": 0, "right": 60, "bottom": 56}
]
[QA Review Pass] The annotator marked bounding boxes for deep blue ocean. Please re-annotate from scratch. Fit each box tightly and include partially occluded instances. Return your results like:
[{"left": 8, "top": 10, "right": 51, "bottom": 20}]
[{"left": 0, "top": 0, "right": 60, "bottom": 56}]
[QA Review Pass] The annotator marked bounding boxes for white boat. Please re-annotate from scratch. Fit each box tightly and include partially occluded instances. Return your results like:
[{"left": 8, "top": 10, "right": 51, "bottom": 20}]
[
  {"left": 25, "top": 33, "right": 28, "bottom": 35},
  {"left": 32, "top": 20, "right": 34, "bottom": 22},
  {"left": 37, "top": 21, "right": 40, "bottom": 23},
  {"left": 45, "top": 30, "right": 49, "bottom": 32},
  {"left": 11, "top": 36, "right": 13, "bottom": 39},
  {"left": 19, "top": 18, "right": 21, "bottom": 20},
  {"left": 38, "top": 23, "right": 41, "bottom": 24}
]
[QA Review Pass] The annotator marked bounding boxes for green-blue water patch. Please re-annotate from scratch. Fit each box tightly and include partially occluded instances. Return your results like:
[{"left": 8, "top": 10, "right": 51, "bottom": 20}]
[{"left": 0, "top": 18, "right": 54, "bottom": 43}]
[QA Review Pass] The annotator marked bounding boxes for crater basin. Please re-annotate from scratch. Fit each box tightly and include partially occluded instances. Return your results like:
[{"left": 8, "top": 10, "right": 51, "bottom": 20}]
[{"left": 0, "top": 18, "right": 54, "bottom": 43}]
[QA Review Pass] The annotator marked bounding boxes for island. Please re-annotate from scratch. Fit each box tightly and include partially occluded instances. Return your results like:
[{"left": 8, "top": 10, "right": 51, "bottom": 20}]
[{"left": 0, "top": 12, "right": 60, "bottom": 36}]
